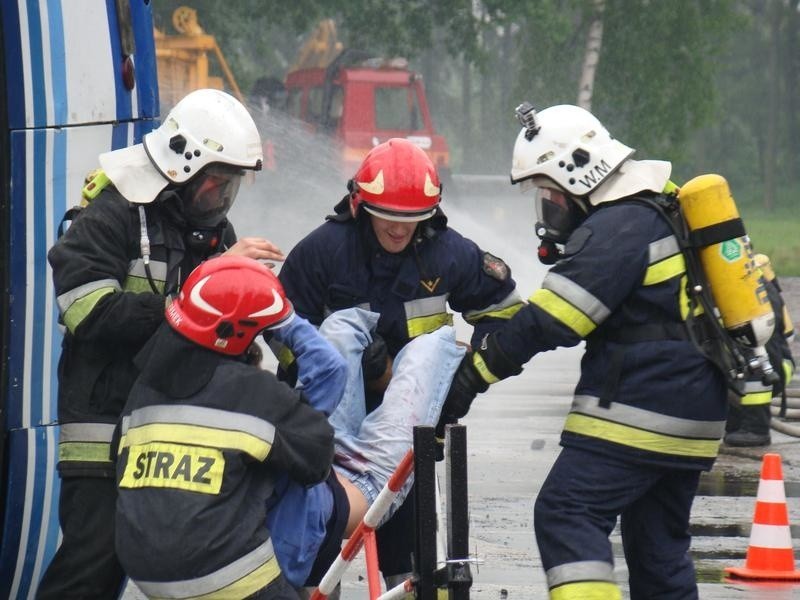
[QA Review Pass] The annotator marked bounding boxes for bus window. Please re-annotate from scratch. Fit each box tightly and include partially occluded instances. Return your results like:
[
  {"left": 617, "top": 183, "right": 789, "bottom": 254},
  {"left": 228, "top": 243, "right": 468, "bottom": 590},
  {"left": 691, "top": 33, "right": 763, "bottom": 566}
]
[{"left": 308, "top": 86, "right": 324, "bottom": 124}]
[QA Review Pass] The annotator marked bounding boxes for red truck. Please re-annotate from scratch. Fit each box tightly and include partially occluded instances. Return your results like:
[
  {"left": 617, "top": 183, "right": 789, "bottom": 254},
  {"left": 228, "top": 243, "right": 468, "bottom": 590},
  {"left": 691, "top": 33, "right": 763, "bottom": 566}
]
[{"left": 282, "top": 50, "right": 451, "bottom": 182}]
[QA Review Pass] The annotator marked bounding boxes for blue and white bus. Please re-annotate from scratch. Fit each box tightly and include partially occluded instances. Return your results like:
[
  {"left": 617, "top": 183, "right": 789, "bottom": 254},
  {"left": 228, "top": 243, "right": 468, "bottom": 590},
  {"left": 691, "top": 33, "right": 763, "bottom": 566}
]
[{"left": 0, "top": 1, "right": 159, "bottom": 595}]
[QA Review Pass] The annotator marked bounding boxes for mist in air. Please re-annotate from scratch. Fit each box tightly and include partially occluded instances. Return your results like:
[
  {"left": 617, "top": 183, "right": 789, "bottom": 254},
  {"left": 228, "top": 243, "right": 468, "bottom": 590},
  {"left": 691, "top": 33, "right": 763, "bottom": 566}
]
[{"left": 230, "top": 103, "right": 549, "bottom": 302}]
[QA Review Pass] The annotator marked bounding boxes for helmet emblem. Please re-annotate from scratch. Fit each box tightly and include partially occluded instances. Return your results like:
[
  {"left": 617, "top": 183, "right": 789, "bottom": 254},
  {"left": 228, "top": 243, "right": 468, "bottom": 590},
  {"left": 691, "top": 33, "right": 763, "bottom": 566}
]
[
  {"left": 190, "top": 276, "right": 223, "bottom": 316},
  {"left": 357, "top": 169, "right": 384, "bottom": 195},
  {"left": 423, "top": 173, "right": 440, "bottom": 197},
  {"left": 249, "top": 288, "right": 285, "bottom": 318}
]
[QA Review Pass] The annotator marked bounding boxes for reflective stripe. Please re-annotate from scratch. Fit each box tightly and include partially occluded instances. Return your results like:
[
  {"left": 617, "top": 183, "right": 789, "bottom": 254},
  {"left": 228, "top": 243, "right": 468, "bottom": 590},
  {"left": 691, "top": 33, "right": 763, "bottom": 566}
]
[
  {"left": 644, "top": 237, "right": 684, "bottom": 286},
  {"left": 571, "top": 395, "right": 725, "bottom": 439},
  {"left": 784, "top": 359, "right": 795, "bottom": 386},
  {"left": 60, "top": 422, "right": 116, "bottom": 442},
  {"left": 541, "top": 273, "right": 611, "bottom": 324},
  {"left": 405, "top": 295, "right": 453, "bottom": 338},
  {"left": 59, "top": 442, "right": 112, "bottom": 463},
  {"left": 58, "top": 279, "right": 120, "bottom": 333},
  {"left": 472, "top": 352, "right": 499, "bottom": 385},
  {"left": 58, "top": 422, "right": 116, "bottom": 463},
  {"left": 550, "top": 581, "right": 622, "bottom": 600},
  {"left": 463, "top": 290, "right": 525, "bottom": 323},
  {"left": 136, "top": 538, "right": 281, "bottom": 600},
  {"left": 647, "top": 235, "right": 680, "bottom": 264},
  {"left": 120, "top": 405, "right": 276, "bottom": 461},
  {"left": 741, "top": 380, "right": 772, "bottom": 406},
  {"left": 547, "top": 560, "right": 616, "bottom": 587},
  {"left": 564, "top": 413, "right": 721, "bottom": 458},
  {"left": 530, "top": 289, "right": 596, "bottom": 338},
  {"left": 124, "top": 258, "right": 167, "bottom": 293}
]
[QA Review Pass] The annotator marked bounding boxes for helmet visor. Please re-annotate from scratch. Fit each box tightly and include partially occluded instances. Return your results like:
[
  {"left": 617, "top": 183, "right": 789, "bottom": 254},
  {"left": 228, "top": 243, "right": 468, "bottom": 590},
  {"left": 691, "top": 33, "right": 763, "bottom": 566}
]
[
  {"left": 181, "top": 164, "right": 243, "bottom": 227},
  {"left": 534, "top": 187, "right": 582, "bottom": 244}
]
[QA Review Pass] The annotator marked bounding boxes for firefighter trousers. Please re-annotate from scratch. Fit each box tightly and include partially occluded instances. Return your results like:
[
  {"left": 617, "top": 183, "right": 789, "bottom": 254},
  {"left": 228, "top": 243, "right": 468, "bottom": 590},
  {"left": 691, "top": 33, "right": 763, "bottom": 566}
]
[{"left": 534, "top": 446, "right": 701, "bottom": 600}]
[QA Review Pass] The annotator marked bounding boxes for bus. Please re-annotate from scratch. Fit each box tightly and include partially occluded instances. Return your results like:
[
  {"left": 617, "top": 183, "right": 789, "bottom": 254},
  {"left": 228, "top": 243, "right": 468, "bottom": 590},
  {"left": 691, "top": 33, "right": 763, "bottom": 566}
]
[{"left": 0, "top": 1, "right": 159, "bottom": 595}]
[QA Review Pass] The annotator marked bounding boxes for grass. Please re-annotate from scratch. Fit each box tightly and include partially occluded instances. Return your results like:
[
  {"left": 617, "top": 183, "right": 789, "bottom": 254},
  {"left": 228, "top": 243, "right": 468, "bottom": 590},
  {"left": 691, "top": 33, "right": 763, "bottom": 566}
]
[{"left": 739, "top": 205, "right": 800, "bottom": 277}]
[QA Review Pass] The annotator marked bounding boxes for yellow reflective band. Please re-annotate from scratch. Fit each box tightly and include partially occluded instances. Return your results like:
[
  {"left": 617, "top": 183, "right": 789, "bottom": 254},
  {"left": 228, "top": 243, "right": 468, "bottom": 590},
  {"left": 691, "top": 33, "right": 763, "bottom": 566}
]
[
  {"left": 277, "top": 345, "right": 295, "bottom": 371},
  {"left": 62, "top": 287, "right": 117, "bottom": 333},
  {"left": 123, "top": 423, "right": 272, "bottom": 461},
  {"left": 530, "top": 289, "right": 596, "bottom": 338},
  {"left": 147, "top": 555, "right": 282, "bottom": 600},
  {"left": 643, "top": 254, "right": 685, "bottom": 286},
  {"left": 740, "top": 390, "right": 772, "bottom": 406},
  {"left": 783, "top": 359, "right": 795, "bottom": 386},
  {"left": 563, "top": 413, "right": 721, "bottom": 458},
  {"left": 472, "top": 352, "right": 499, "bottom": 385},
  {"left": 783, "top": 306, "right": 794, "bottom": 336},
  {"left": 407, "top": 313, "right": 453, "bottom": 338},
  {"left": 551, "top": 581, "right": 622, "bottom": 600},
  {"left": 58, "top": 441, "right": 112, "bottom": 463},
  {"left": 678, "top": 274, "right": 705, "bottom": 321},
  {"left": 120, "top": 442, "right": 224, "bottom": 494},
  {"left": 465, "top": 302, "right": 524, "bottom": 324},
  {"left": 123, "top": 274, "right": 165, "bottom": 294}
]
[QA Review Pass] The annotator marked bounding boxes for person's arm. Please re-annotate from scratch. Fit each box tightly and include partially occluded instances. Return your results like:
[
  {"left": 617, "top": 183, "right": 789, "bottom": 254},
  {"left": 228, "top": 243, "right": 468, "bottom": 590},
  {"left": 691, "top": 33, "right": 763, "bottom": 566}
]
[
  {"left": 48, "top": 191, "right": 164, "bottom": 345},
  {"left": 270, "top": 315, "right": 347, "bottom": 416}
]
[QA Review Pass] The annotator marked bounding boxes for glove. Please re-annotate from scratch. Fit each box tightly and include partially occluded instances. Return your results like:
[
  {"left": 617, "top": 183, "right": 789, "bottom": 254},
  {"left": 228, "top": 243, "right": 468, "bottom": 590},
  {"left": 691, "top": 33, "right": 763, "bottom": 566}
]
[
  {"left": 362, "top": 333, "right": 390, "bottom": 382},
  {"left": 440, "top": 352, "right": 489, "bottom": 422}
]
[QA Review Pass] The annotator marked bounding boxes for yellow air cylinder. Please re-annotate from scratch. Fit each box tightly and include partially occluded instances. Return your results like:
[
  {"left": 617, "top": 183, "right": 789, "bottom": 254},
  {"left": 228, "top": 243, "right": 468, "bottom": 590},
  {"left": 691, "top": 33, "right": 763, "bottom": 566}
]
[{"left": 677, "top": 174, "right": 774, "bottom": 351}]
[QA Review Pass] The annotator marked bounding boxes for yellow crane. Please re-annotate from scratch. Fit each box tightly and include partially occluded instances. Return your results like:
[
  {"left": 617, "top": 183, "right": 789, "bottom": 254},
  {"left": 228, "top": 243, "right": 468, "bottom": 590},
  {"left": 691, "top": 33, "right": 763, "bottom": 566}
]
[{"left": 154, "top": 6, "right": 243, "bottom": 109}]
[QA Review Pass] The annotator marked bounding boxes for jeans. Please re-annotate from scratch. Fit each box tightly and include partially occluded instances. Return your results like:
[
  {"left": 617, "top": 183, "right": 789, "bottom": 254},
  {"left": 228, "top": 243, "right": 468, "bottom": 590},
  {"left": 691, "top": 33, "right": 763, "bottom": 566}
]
[{"left": 319, "top": 308, "right": 465, "bottom": 523}]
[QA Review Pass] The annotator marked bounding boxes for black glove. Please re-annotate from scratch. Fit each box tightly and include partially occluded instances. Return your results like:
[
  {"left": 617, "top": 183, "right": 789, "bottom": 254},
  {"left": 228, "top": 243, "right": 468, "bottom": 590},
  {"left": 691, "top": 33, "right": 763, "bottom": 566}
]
[
  {"left": 440, "top": 352, "right": 489, "bottom": 422},
  {"left": 362, "top": 332, "right": 389, "bottom": 382}
]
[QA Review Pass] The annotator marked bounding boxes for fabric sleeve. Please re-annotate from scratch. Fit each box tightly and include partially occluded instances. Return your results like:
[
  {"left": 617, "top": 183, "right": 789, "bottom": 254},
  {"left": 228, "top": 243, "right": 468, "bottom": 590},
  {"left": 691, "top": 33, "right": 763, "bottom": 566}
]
[
  {"left": 47, "top": 191, "right": 164, "bottom": 345},
  {"left": 270, "top": 315, "right": 347, "bottom": 416}
]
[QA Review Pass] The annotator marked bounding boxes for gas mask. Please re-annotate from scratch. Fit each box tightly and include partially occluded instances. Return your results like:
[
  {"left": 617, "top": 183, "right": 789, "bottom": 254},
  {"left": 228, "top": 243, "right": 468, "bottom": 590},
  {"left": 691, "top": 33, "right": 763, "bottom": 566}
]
[
  {"left": 178, "top": 164, "right": 243, "bottom": 228},
  {"left": 532, "top": 187, "right": 587, "bottom": 264}
]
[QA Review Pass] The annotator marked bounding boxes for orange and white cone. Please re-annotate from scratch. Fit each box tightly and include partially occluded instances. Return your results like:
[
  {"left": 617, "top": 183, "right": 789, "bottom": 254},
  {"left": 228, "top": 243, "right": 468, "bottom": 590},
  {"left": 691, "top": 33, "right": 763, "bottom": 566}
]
[{"left": 725, "top": 453, "right": 800, "bottom": 580}]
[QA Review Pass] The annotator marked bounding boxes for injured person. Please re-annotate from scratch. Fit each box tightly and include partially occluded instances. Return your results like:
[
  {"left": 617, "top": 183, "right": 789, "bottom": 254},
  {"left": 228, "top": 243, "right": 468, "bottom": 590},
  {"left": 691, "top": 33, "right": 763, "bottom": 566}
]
[{"left": 114, "top": 255, "right": 464, "bottom": 599}]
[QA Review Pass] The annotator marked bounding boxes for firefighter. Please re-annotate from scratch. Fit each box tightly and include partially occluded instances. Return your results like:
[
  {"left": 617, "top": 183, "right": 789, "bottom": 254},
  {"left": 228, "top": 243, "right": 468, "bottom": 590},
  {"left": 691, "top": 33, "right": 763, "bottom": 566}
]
[
  {"left": 115, "top": 256, "right": 464, "bottom": 598},
  {"left": 441, "top": 103, "right": 729, "bottom": 599},
  {"left": 276, "top": 137, "right": 524, "bottom": 590},
  {"left": 39, "top": 89, "right": 284, "bottom": 599},
  {"left": 724, "top": 253, "right": 796, "bottom": 446}
]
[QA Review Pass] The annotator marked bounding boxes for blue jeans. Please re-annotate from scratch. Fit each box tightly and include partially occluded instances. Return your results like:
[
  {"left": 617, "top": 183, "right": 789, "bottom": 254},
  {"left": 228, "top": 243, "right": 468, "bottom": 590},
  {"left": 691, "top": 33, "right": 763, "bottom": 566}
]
[
  {"left": 320, "top": 308, "right": 465, "bottom": 522},
  {"left": 268, "top": 308, "right": 464, "bottom": 585}
]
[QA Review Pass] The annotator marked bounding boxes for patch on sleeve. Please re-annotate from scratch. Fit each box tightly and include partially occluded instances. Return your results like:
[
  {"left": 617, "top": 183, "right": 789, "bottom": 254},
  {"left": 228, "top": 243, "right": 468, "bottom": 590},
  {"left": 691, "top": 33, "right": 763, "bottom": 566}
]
[{"left": 482, "top": 252, "right": 509, "bottom": 281}]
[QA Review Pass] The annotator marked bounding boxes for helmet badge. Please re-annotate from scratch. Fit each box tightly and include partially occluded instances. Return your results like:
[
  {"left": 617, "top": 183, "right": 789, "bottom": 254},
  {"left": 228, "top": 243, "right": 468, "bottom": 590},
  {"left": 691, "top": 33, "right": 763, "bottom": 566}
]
[
  {"left": 424, "top": 173, "right": 440, "bottom": 197},
  {"left": 357, "top": 170, "right": 384, "bottom": 195},
  {"left": 249, "top": 289, "right": 285, "bottom": 318},
  {"left": 190, "top": 276, "right": 223, "bottom": 316}
]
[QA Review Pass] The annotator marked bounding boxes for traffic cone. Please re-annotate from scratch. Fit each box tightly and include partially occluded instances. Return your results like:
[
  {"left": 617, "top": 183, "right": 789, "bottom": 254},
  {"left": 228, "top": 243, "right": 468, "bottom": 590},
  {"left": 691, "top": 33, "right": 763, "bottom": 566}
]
[{"left": 725, "top": 453, "right": 800, "bottom": 580}]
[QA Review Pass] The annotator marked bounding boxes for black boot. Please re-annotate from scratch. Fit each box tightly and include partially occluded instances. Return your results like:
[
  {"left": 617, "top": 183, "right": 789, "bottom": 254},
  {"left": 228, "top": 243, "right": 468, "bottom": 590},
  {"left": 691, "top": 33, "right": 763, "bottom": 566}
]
[{"left": 724, "top": 404, "right": 771, "bottom": 447}]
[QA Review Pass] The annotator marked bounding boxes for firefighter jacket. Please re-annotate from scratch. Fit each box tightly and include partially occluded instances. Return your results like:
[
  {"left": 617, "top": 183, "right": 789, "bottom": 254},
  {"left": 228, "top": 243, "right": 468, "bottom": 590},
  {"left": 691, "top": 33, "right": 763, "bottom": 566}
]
[
  {"left": 115, "top": 323, "right": 337, "bottom": 599},
  {"left": 492, "top": 197, "right": 729, "bottom": 470},
  {"left": 278, "top": 200, "right": 523, "bottom": 366},
  {"left": 47, "top": 185, "right": 235, "bottom": 478}
]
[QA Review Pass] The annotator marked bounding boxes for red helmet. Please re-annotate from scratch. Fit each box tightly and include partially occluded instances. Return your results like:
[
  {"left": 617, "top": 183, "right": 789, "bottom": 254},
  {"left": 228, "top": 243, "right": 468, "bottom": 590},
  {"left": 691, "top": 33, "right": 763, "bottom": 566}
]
[
  {"left": 350, "top": 138, "right": 441, "bottom": 222},
  {"left": 166, "top": 256, "right": 293, "bottom": 356}
]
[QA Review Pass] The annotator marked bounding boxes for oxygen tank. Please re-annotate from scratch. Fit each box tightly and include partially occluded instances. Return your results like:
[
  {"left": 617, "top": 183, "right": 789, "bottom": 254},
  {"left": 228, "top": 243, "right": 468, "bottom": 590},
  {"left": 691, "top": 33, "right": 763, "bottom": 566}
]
[{"left": 678, "top": 174, "right": 776, "bottom": 380}]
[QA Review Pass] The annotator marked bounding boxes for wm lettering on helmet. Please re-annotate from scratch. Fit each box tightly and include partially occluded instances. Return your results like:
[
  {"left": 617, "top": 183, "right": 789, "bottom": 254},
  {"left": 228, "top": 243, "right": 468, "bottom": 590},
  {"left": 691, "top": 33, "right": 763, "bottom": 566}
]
[
  {"left": 119, "top": 442, "right": 224, "bottom": 494},
  {"left": 577, "top": 159, "right": 612, "bottom": 189}
]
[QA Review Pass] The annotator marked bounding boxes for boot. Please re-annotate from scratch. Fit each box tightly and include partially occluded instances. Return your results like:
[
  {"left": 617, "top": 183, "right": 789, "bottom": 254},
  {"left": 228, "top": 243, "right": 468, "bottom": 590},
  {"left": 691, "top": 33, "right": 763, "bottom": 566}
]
[{"left": 724, "top": 404, "right": 771, "bottom": 447}]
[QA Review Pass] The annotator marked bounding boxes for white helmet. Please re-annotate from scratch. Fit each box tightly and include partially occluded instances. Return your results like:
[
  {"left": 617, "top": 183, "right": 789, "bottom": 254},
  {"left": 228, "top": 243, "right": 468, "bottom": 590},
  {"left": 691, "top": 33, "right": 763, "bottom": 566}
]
[
  {"left": 510, "top": 104, "right": 634, "bottom": 200},
  {"left": 100, "top": 89, "right": 263, "bottom": 205}
]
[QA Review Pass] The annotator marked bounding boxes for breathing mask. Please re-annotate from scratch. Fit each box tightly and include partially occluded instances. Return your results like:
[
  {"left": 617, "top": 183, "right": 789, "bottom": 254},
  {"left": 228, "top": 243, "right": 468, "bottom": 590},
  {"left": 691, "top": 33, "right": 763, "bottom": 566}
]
[
  {"left": 178, "top": 164, "right": 243, "bottom": 227},
  {"left": 532, "top": 187, "right": 587, "bottom": 264}
]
